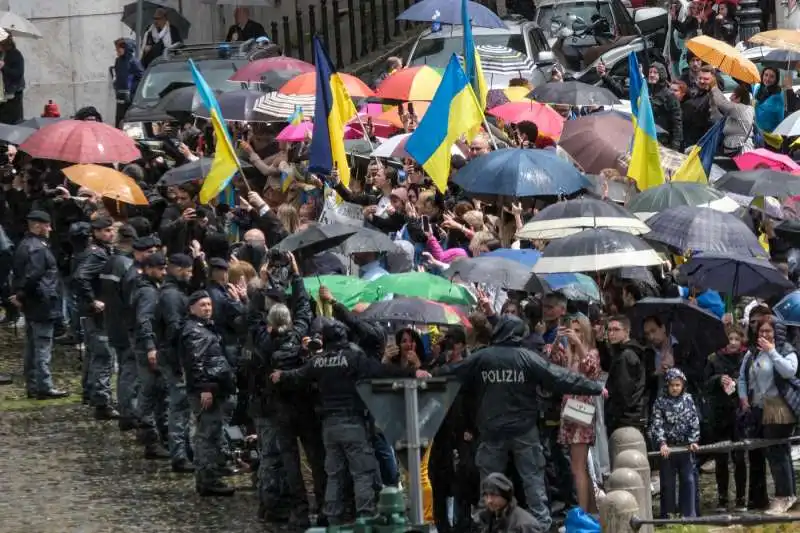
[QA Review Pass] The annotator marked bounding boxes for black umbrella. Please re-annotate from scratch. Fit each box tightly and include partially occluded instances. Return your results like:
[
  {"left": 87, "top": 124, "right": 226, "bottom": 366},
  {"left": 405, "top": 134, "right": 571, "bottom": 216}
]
[
  {"left": 0, "top": 123, "right": 35, "bottom": 145},
  {"left": 678, "top": 254, "right": 794, "bottom": 299},
  {"left": 337, "top": 226, "right": 397, "bottom": 255},
  {"left": 516, "top": 197, "right": 649, "bottom": 240},
  {"left": 121, "top": 1, "right": 191, "bottom": 40},
  {"left": 154, "top": 86, "right": 202, "bottom": 119},
  {"left": 774, "top": 219, "right": 800, "bottom": 247},
  {"left": 157, "top": 157, "right": 253, "bottom": 186},
  {"left": 528, "top": 81, "right": 621, "bottom": 106},
  {"left": 631, "top": 297, "right": 728, "bottom": 356},
  {"left": 714, "top": 169, "right": 800, "bottom": 197},
  {"left": 358, "top": 297, "right": 469, "bottom": 326},
  {"left": 193, "top": 89, "right": 274, "bottom": 123},
  {"left": 274, "top": 223, "right": 359, "bottom": 255},
  {"left": 18, "top": 117, "right": 64, "bottom": 130},
  {"left": 444, "top": 256, "right": 548, "bottom": 293},
  {"left": 644, "top": 205, "right": 767, "bottom": 258},
  {"left": 616, "top": 266, "right": 659, "bottom": 289}
]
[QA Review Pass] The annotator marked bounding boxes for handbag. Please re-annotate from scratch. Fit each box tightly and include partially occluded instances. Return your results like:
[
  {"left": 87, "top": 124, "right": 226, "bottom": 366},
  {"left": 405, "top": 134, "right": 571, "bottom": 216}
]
[
  {"left": 762, "top": 396, "right": 796, "bottom": 425},
  {"left": 562, "top": 397, "right": 596, "bottom": 427}
]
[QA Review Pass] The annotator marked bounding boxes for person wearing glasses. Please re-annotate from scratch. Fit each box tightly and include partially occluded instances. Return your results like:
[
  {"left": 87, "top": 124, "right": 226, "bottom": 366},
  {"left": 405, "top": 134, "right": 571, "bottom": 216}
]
[{"left": 141, "top": 8, "right": 183, "bottom": 68}]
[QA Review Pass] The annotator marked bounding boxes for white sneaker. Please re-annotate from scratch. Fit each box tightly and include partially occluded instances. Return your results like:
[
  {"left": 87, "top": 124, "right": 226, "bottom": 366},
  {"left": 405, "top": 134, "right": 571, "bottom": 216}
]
[
  {"left": 700, "top": 459, "right": 716, "bottom": 473},
  {"left": 765, "top": 496, "right": 796, "bottom": 515},
  {"left": 791, "top": 445, "right": 800, "bottom": 463},
  {"left": 650, "top": 480, "right": 661, "bottom": 496}
]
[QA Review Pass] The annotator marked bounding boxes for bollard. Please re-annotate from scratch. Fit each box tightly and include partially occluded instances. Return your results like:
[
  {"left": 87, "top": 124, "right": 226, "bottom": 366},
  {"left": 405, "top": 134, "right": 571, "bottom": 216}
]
[
  {"left": 392, "top": 0, "right": 400, "bottom": 36},
  {"left": 309, "top": 5, "right": 317, "bottom": 43},
  {"left": 610, "top": 427, "right": 648, "bottom": 471},
  {"left": 321, "top": 0, "right": 330, "bottom": 46},
  {"left": 270, "top": 21, "right": 279, "bottom": 44},
  {"left": 295, "top": 9, "right": 306, "bottom": 61},
  {"left": 347, "top": 0, "right": 358, "bottom": 63},
  {"left": 282, "top": 16, "right": 292, "bottom": 57},
  {"left": 607, "top": 468, "right": 648, "bottom": 533},
  {"left": 615, "top": 449, "right": 653, "bottom": 533},
  {"left": 600, "top": 490, "right": 639, "bottom": 533},
  {"left": 331, "top": 0, "right": 344, "bottom": 68},
  {"left": 359, "top": 1, "right": 369, "bottom": 57}
]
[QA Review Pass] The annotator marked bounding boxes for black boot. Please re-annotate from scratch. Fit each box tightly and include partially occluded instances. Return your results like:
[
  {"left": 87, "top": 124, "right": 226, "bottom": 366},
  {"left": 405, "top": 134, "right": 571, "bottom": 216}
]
[
  {"left": 197, "top": 480, "right": 235, "bottom": 497},
  {"left": 36, "top": 389, "right": 70, "bottom": 400},
  {"left": 94, "top": 405, "right": 120, "bottom": 420},
  {"left": 118, "top": 418, "right": 142, "bottom": 432},
  {"left": 172, "top": 459, "right": 196, "bottom": 473},
  {"left": 144, "top": 443, "right": 170, "bottom": 460}
]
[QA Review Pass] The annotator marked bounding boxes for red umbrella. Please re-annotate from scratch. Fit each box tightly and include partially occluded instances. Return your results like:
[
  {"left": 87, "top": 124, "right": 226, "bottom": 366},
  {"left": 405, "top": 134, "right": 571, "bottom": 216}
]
[
  {"left": 19, "top": 120, "right": 141, "bottom": 164},
  {"left": 228, "top": 56, "right": 314, "bottom": 83},
  {"left": 487, "top": 101, "right": 565, "bottom": 140}
]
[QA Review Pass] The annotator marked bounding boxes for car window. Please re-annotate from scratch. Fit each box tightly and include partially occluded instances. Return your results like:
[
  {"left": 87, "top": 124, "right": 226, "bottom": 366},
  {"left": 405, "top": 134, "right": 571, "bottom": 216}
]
[
  {"left": 135, "top": 60, "right": 246, "bottom": 103},
  {"left": 526, "top": 28, "right": 550, "bottom": 56},
  {"left": 610, "top": 0, "right": 636, "bottom": 36},
  {"left": 410, "top": 34, "right": 527, "bottom": 68},
  {"left": 537, "top": 2, "right": 616, "bottom": 39}
]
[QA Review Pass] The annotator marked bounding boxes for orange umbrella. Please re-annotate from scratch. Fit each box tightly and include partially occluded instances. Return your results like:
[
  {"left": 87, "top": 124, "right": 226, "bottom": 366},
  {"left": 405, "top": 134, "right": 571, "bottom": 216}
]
[
  {"left": 62, "top": 164, "right": 149, "bottom": 205},
  {"left": 374, "top": 66, "right": 442, "bottom": 101},
  {"left": 279, "top": 72, "right": 375, "bottom": 98},
  {"left": 750, "top": 29, "right": 800, "bottom": 54},
  {"left": 377, "top": 101, "right": 431, "bottom": 128},
  {"left": 686, "top": 35, "right": 760, "bottom": 84}
]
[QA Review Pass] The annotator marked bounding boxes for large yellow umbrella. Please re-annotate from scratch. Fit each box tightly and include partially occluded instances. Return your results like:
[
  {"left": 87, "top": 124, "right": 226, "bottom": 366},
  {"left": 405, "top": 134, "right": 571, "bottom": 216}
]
[
  {"left": 374, "top": 66, "right": 443, "bottom": 101},
  {"left": 686, "top": 35, "right": 760, "bottom": 84},
  {"left": 62, "top": 164, "right": 149, "bottom": 205},
  {"left": 750, "top": 29, "right": 800, "bottom": 54}
]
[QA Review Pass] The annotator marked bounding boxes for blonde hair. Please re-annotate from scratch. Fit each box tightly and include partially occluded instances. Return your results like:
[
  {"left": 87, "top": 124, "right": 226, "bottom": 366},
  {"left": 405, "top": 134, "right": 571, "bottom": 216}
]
[
  {"left": 469, "top": 230, "right": 496, "bottom": 256},
  {"left": 229, "top": 260, "right": 257, "bottom": 285},
  {"left": 570, "top": 314, "right": 596, "bottom": 349},
  {"left": 277, "top": 204, "right": 300, "bottom": 234},
  {"left": 462, "top": 210, "right": 484, "bottom": 231}
]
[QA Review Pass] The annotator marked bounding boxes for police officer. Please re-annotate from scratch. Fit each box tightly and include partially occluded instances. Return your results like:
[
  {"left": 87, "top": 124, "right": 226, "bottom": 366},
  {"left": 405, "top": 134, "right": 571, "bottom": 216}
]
[
  {"left": 433, "top": 315, "right": 604, "bottom": 533},
  {"left": 206, "top": 258, "right": 247, "bottom": 366},
  {"left": 181, "top": 290, "right": 236, "bottom": 497},
  {"left": 155, "top": 253, "right": 194, "bottom": 472},
  {"left": 73, "top": 216, "right": 118, "bottom": 419},
  {"left": 271, "top": 318, "right": 429, "bottom": 524},
  {"left": 132, "top": 251, "right": 169, "bottom": 459},
  {"left": 11, "top": 210, "right": 68, "bottom": 399},
  {"left": 100, "top": 224, "right": 140, "bottom": 431}
]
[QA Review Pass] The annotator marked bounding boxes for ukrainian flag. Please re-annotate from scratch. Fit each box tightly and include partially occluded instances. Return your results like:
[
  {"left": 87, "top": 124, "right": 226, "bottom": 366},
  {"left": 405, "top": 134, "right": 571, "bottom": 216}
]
[
  {"left": 288, "top": 106, "right": 305, "bottom": 126},
  {"left": 627, "top": 52, "right": 664, "bottom": 191},
  {"left": 308, "top": 36, "right": 357, "bottom": 187},
  {"left": 189, "top": 59, "right": 241, "bottom": 205},
  {"left": 406, "top": 54, "right": 484, "bottom": 193},
  {"left": 462, "top": 0, "right": 487, "bottom": 112},
  {"left": 672, "top": 119, "right": 725, "bottom": 183}
]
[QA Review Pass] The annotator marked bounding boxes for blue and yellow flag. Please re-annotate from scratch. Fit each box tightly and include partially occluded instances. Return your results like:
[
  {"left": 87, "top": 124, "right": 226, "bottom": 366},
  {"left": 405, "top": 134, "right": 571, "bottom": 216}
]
[
  {"left": 309, "top": 36, "right": 357, "bottom": 187},
  {"left": 189, "top": 59, "right": 241, "bottom": 205},
  {"left": 288, "top": 106, "right": 305, "bottom": 126},
  {"left": 672, "top": 119, "right": 725, "bottom": 183},
  {"left": 406, "top": 54, "right": 484, "bottom": 193},
  {"left": 627, "top": 53, "right": 664, "bottom": 191},
  {"left": 462, "top": 0, "right": 487, "bottom": 112}
]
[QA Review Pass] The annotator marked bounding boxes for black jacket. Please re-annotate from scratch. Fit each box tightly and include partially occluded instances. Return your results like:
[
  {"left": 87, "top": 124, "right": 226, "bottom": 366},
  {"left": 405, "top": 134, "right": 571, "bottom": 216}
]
[
  {"left": 605, "top": 339, "right": 647, "bottom": 433},
  {"left": 100, "top": 250, "right": 135, "bottom": 347},
  {"left": 158, "top": 204, "right": 219, "bottom": 254},
  {"left": 2, "top": 46, "right": 24, "bottom": 95},
  {"left": 434, "top": 316, "right": 603, "bottom": 440},
  {"left": 12, "top": 233, "right": 61, "bottom": 322},
  {"left": 181, "top": 315, "right": 236, "bottom": 396},
  {"left": 331, "top": 301, "right": 386, "bottom": 358},
  {"left": 132, "top": 275, "right": 160, "bottom": 354},
  {"left": 207, "top": 280, "right": 246, "bottom": 348},
  {"left": 704, "top": 349, "right": 745, "bottom": 431},
  {"left": 120, "top": 261, "right": 142, "bottom": 334},
  {"left": 155, "top": 275, "right": 190, "bottom": 374},
  {"left": 226, "top": 20, "right": 267, "bottom": 42},
  {"left": 681, "top": 88, "right": 713, "bottom": 149},
  {"left": 72, "top": 241, "right": 113, "bottom": 317}
]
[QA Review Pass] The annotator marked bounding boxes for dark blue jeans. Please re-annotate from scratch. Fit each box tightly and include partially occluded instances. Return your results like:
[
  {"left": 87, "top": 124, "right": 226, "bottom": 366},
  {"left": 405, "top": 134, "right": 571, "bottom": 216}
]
[
  {"left": 660, "top": 453, "right": 697, "bottom": 518},
  {"left": 371, "top": 432, "right": 399, "bottom": 486}
]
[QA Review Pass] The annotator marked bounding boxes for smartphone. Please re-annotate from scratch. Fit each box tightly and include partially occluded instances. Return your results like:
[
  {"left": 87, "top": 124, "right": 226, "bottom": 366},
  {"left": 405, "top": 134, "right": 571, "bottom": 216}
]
[{"left": 422, "top": 215, "right": 431, "bottom": 233}]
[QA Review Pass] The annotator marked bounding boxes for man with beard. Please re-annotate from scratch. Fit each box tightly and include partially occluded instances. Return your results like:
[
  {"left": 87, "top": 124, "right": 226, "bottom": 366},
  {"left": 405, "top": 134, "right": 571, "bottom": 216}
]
[
  {"left": 159, "top": 183, "right": 218, "bottom": 254},
  {"left": 155, "top": 253, "right": 194, "bottom": 472}
]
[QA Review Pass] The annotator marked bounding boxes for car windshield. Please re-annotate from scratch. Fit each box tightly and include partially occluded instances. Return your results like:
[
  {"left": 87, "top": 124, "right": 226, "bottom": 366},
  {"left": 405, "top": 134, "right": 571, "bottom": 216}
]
[
  {"left": 135, "top": 60, "right": 246, "bottom": 103},
  {"left": 537, "top": 3, "right": 615, "bottom": 39},
  {"left": 410, "top": 34, "right": 526, "bottom": 68}
]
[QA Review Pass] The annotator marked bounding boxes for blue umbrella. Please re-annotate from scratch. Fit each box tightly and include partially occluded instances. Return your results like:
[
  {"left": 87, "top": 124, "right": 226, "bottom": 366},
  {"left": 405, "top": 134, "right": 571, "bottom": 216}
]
[
  {"left": 775, "top": 290, "right": 800, "bottom": 327},
  {"left": 679, "top": 254, "right": 794, "bottom": 299},
  {"left": 397, "top": 0, "right": 507, "bottom": 28},
  {"left": 482, "top": 248, "right": 601, "bottom": 300},
  {"left": 453, "top": 148, "right": 592, "bottom": 198}
]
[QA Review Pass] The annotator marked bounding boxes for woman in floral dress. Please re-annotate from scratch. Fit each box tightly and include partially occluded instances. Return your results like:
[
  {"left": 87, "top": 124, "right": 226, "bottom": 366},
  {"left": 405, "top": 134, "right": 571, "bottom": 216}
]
[{"left": 550, "top": 313, "right": 602, "bottom": 512}]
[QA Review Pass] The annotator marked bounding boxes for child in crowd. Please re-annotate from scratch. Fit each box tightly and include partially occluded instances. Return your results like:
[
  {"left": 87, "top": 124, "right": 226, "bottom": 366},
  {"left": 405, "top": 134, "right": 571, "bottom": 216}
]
[{"left": 649, "top": 368, "right": 701, "bottom": 518}]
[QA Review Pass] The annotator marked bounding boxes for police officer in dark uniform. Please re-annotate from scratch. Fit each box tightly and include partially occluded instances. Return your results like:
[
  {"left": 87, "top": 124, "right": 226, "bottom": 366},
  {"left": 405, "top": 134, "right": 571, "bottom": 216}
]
[
  {"left": 181, "top": 290, "right": 237, "bottom": 497},
  {"left": 11, "top": 210, "right": 68, "bottom": 399},
  {"left": 433, "top": 315, "right": 605, "bottom": 533},
  {"left": 72, "top": 216, "right": 118, "bottom": 419},
  {"left": 271, "top": 318, "right": 428, "bottom": 524},
  {"left": 155, "top": 253, "right": 194, "bottom": 472},
  {"left": 132, "top": 251, "right": 169, "bottom": 459},
  {"left": 100, "top": 224, "right": 139, "bottom": 431}
]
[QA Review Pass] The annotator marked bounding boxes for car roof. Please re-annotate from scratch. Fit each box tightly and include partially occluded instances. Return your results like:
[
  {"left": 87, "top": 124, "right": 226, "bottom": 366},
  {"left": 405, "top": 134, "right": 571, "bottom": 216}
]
[
  {"left": 418, "top": 19, "right": 541, "bottom": 40},
  {"left": 536, "top": 0, "right": 611, "bottom": 6}
]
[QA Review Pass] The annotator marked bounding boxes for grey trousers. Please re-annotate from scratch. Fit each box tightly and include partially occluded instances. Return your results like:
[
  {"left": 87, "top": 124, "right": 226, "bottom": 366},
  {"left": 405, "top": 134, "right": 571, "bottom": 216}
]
[
  {"left": 23, "top": 320, "right": 54, "bottom": 393},
  {"left": 84, "top": 316, "right": 113, "bottom": 407},
  {"left": 189, "top": 394, "right": 225, "bottom": 488}
]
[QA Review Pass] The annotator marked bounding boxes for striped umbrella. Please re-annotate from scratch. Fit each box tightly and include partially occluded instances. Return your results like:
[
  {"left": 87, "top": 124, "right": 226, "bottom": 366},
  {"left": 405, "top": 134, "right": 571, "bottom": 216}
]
[
  {"left": 253, "top": 91, "right": 316, "bottom": 120},
  {"left": 476, "top": 44, "right": 536, "bottom": 78}
]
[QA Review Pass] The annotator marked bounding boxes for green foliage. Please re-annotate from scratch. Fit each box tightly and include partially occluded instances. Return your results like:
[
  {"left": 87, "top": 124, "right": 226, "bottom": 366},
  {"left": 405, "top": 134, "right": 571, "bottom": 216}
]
[{"left": 660, "top": 525, "right": 800, "bottom": 533}]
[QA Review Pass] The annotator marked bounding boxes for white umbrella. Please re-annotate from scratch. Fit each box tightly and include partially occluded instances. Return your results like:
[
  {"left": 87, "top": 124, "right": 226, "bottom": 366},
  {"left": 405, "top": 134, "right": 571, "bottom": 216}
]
[
  {"left": 774, "top": 109, "right": 800, "bottom": 137},
  {"left": 0, "top": 12, "right": 42, "bottom": 39},
  {"left": 253, "top": 92, "right": 315, "bottom": 120},
  {"left": 370, "top": 133, "right": 464, "bottom": 160}
]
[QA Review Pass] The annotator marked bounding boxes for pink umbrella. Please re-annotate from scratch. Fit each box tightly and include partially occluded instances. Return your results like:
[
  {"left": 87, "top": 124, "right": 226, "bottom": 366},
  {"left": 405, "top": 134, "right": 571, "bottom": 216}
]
[
  {"left": 348, "top": 115, "right": 398, "bottom": 138},
  {"left": 276, "top": 121, "right": 362, "bottom": 142},
  {"left": 735, "top": 148, "right": 800, "bottom": 172}
]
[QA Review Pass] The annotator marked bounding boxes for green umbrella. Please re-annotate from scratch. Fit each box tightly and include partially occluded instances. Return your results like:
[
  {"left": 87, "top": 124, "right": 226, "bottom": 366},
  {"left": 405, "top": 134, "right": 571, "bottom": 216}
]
[
  {"left": 368, "top": 272, "right": 476, "bottom": 306},
  {"left": 289, "top": 275, "right": 380, "bottom": 309}
]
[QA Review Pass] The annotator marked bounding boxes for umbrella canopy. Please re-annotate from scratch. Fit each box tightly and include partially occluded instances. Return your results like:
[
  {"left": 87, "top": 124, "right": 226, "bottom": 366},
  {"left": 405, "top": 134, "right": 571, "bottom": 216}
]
[
  {"left": 376, "top": 101, "right": 431, "bottom": 128},
  {"left": 773, "top": 109, "right": 800, "bottom": 137},
  {"left": 477, "top": 45, "right": 537, "bottom": 78},
  {"left": 559, "top": 111, "right": 633, "bottom": 174},
  {"left": 0, "top": 123, "right": 35, "bottom": 145},
  {"left": 626, "top": 182, "right": 740, "bottom": 220},
  {"left": 19, "top": 120, "right": 141, "bottom": 164},
  {"left": 368, "top": 272, "right": 476, "bottom": 306},
  {"left": 157, "top": 157, "right": 253, "bottom": 186},
  {"left": 152, "top": 86, "right": 205, "bottom": 118},
  {"left": 397, "top": 0, "right": 507, "bottom": 28},
  {"left": 584, "top": 174, "right": 633, "bottom": 204},
  {"left": 528, "top": 81, "right": 620, "bottom": 106},
  {"left": 280, "top": 72, "right": 375, "bottom": 98},
  {"left": 0, "top": 11, "right": 42, "bottom": 38},
  {"left": 274, "top": 223, "right": 359, "bottom": 255},
  {"left": 193, "top": 89, "right": 274, "bottom": 122},
  {"left": 774, "top": 290, "right": 800, "bottom": 326},
  {"left": 358, "top": 297, "right": 471, "bottom": 326},
  {"left": 452, "top": 148, "right": 591, "bottom": 199},
  {"left": 296, "top": 275, "right": 379, "bottom": 309},
  {"left": 644, "top": 205, "right": 767, "bottom": 257},
  {"left": 774, "top": 219, "right": 800, "bottom": 247},
  {"left": 714, "top": 168, "right": 800, "bottom": 197},
  {"left": 616, "top": 266, "right": 659, "bottom": 289},
  {"left": 759, "top": 47, "right": 800, "bottom": 69},
  {"left": 374, "top": 66, "right": 443, "bottom": 101},
  {"left": 517, "top": 197, "right": 650, "bottom": 240},
  {"left": 485, "top": 86, "right": 533, "bottom": 109},
  {"left": 253, "top": 92, "right": 316, "bottom": 120},
  {"left": 121, "top": 1, "right": 191, "bottom": 40},
  {"left": 444, "top": 256, "right": 547, "bottom": 292},
  {"left": 371, "top": 132, "right": 462, "bottom": 160},
  {"left": 228, "top": 56, "right": 315, "bottom": 87},
  {"left": 276, "top": 121, "right": 361, "bottom": 142},
  {"left": 18, "top": 117, "right": 64, "bottom": 130},
  {"left": 749, "top": 29, "right": 800, "bottom": 54},
  {"left": 62, "top": 164, "right": 149, "bottom": 205},
  {"left": 734, "top": 148, "right": 800, "bottom": 173},
  {"left": 337, "top": 226, "right": 398, "bottom": 255},
  {"left": 679, "top": 254, "right": 794, "bottom": 299},
  {"left": 686, "top": 35, "right": 759, "bottom": 84},
  {"left": 533, "top": 228, "right": 661, "bottom": 273},
  {"left": 631, "top": 297, "right": 728, "bottom": 355},
  {"left": 487, "top": 101, "right": 565, "bottom": 139}
]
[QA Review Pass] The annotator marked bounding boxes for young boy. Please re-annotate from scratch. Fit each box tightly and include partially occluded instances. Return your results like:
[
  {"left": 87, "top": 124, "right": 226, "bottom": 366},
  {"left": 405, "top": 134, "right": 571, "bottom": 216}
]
[{"left": 649, "top": 368, "right": 701, "bottom": 518}]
